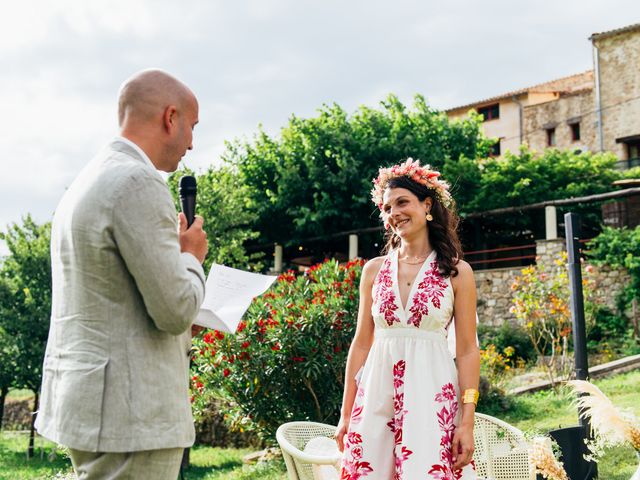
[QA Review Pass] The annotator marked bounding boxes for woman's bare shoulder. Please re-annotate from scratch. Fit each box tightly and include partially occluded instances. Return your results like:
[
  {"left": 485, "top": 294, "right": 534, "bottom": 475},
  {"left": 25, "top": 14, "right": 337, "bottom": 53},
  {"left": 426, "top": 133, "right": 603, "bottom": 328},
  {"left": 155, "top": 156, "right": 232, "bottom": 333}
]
[
  {"left": 451, "top": 259, "right": 475, "bottom": 289},
  {"left": 455, "top": 259, "right": 474, "bottom": 276},
  {"left": 361, "top": 255, "right": 387, "bottom": 280}
]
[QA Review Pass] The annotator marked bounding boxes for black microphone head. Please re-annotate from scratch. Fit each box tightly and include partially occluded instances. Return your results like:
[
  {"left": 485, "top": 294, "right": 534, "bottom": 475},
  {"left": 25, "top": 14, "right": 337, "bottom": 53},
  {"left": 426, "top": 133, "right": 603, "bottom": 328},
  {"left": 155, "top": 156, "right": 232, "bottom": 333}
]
[{"left": 179, "top": 175, "right": 197, "bottom": 197}]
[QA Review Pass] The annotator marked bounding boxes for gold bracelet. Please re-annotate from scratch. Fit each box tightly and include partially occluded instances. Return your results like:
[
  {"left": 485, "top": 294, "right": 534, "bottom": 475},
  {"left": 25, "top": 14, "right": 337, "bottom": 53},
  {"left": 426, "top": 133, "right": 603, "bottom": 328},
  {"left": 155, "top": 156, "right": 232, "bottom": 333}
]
[{"left": 462, "top": 388, "right": 479, "bottom": 406}]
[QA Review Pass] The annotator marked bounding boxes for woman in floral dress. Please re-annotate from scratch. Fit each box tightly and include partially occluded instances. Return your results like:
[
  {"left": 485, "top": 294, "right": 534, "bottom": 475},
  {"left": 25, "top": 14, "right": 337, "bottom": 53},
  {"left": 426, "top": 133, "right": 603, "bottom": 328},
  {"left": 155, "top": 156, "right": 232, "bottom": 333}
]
[{"left": 336, "top": 159, "right": 480, "bottom": 479}]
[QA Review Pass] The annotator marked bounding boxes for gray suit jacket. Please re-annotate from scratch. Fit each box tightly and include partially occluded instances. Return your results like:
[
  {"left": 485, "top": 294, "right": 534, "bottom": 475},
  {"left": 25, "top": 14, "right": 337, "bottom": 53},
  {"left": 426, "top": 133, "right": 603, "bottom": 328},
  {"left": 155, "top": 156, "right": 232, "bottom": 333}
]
[{"left": 35, "top": 138, "right": 206, "bottom": 452}]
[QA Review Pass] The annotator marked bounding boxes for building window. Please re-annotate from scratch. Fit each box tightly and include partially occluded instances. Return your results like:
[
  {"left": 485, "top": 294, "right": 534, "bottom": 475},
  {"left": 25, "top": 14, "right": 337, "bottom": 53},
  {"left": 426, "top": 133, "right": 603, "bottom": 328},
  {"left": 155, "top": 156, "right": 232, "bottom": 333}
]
[
  {"left": 478, "top": 103, "right": 500, "bottom": 122},
  {"left": 489, "top": 139, "right": 501, "bottom": 157},
  {"left": 615, "top": 135, "right": 640, "bottom": 169},
  {"left": 627, "top": 140, "right": 640, "bottom": 167},
  {"left": 570, "top": 122, "right": 581, "bottom": 142},
  {"left": 546, "top": 127, "right": 556, "bottom": 147}
]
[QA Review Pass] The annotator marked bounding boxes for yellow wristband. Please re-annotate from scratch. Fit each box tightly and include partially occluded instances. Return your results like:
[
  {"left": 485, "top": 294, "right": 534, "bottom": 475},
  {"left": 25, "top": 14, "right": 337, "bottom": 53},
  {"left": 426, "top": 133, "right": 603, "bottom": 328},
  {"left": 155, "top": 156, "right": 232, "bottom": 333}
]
[{"left": 462, "top": 389, "right": 479, "bottom": 406}]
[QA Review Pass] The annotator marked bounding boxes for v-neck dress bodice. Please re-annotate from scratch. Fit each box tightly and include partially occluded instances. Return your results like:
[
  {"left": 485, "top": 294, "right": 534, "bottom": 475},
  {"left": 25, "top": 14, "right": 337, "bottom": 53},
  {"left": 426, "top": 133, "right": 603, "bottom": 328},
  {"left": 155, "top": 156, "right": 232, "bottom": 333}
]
[
  {"left": 371, "top": 249, "right": 454, "bottom": 333},
  {"left": 341, "top": 250, "right": 477, "bottom": 479}
]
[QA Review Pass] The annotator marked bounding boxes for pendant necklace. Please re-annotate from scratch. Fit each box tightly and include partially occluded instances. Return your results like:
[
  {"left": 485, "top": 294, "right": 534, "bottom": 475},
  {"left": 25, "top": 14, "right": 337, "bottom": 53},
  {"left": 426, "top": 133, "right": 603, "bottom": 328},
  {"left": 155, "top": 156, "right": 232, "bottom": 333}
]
[{"left": 399, "top": 251, "right": 432, "bottom": 286}]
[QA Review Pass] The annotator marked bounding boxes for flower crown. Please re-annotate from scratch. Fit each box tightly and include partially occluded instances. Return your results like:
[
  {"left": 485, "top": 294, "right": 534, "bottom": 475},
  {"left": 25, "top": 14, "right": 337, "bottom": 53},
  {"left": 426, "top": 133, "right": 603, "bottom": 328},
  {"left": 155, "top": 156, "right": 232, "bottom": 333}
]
[{"left": 371, "top": 158, "right": 453, "bottom": 211}]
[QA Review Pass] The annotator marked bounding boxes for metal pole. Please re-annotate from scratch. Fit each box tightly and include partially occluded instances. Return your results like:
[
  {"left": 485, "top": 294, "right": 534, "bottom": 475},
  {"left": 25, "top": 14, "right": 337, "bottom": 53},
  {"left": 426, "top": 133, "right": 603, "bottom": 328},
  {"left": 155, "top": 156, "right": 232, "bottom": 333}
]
[
  {"left": 564, "top": 212, "right": 598, "bottom": 479},
  {"left": 565, "top": 213, "right": 589, "bottom": 386}
]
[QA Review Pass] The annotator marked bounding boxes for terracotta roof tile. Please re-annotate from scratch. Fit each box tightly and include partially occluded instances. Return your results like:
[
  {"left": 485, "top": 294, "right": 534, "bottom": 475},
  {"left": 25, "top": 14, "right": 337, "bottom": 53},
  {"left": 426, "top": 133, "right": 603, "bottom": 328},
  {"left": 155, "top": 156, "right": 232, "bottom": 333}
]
[{"left": 445, "top": 70, "right": 594, "bottom": 113}]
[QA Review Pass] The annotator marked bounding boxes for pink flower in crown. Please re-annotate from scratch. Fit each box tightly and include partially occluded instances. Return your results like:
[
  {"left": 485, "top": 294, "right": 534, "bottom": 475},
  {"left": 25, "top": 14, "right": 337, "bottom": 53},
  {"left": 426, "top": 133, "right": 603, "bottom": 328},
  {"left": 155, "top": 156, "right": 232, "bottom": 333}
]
[{"left": 371, "top": 158, "right": 452, "bottom": 212}]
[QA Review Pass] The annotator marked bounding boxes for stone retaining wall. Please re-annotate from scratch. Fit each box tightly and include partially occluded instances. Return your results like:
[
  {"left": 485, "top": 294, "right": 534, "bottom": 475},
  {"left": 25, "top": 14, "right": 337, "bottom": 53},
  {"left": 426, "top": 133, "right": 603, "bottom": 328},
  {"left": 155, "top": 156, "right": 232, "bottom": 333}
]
[{"left": 476, "top": 238, "right": 631, "bottom": 326}]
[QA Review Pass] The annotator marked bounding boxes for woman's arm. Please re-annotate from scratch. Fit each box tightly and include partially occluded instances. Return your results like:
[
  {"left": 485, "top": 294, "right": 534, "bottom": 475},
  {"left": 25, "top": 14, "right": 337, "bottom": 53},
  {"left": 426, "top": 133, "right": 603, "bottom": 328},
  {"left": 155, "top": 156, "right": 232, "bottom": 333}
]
[
  {"left": 450, "top": 260, "right": 480, "bottom": 469},
  {"left": 334, "top": 257, "right": 380, "bottom": 452}
]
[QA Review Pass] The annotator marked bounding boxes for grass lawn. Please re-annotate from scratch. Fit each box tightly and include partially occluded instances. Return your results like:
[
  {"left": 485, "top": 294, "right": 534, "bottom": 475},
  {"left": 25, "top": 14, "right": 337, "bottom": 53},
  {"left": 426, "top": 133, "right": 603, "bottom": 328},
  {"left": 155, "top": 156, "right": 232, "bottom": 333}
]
[
  {"left": 0, "top": 434, "right": 287, "bottom": 480},
  {"left": 500, "top": 369, "right": 640, "bottom": 480},
  {"left": 1, "top": 370, "right": 638, "bottom": 479}
]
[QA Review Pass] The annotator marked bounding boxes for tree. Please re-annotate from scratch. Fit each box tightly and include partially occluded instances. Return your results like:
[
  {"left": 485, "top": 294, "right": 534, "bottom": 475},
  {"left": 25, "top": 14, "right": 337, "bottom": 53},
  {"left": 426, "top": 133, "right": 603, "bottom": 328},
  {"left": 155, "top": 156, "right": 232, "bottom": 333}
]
[
  {"left": 469, "top": 147, "right": 620, "bottom": 213},
  {"left": 459, "top": 147, "right": 623, "bottom": 253},
  {"left": 222, "top": 94, "right": 492, "bottom": 251},
  {"left": 0, "top": 323, "right": 18, "bottom": 429},
  {"left": 0, "top": 215, "right": 51, "bottom": 456},
  {"left": 168, "top": 165, "right": 262, "bottom": 273}
]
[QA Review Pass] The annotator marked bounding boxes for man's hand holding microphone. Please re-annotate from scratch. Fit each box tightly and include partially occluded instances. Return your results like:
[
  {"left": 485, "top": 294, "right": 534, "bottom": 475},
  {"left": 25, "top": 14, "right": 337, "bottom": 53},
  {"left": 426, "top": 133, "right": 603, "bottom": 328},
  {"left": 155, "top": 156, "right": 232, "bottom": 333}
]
[
  {"left": 178, "top": 176, "right": 208, "bottom": 337},
  {"left": 178, "top": 175, "right": 208, "bottom": 264},
  {"left": 179, "top": 213, "right": 208, "bottom": 264}
]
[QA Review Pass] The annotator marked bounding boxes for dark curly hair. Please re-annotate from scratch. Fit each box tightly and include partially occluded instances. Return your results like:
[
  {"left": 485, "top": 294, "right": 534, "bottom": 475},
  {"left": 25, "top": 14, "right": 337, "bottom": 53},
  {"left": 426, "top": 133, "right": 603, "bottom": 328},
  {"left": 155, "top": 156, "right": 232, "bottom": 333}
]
[{"left": 382, "top": 176, "right": 463, "bottom": 277}]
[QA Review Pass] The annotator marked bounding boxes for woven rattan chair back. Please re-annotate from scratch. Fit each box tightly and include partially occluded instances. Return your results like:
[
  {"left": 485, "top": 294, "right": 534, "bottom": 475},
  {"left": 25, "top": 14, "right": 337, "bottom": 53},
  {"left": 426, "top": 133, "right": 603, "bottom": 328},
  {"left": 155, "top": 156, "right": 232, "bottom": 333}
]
[
  {"left": 276, "top": 421, "right": 341, "bottom": 480},
  {"left": 473, "top": 412, "right": 533, "bottom": 480}
]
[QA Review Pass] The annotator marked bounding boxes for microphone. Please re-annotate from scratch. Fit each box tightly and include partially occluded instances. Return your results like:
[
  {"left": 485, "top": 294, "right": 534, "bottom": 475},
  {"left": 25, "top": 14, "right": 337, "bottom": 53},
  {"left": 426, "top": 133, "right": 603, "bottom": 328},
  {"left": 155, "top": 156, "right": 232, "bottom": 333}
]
[{"left": 179, "top": 175, "right": 197, "bottom": 227}]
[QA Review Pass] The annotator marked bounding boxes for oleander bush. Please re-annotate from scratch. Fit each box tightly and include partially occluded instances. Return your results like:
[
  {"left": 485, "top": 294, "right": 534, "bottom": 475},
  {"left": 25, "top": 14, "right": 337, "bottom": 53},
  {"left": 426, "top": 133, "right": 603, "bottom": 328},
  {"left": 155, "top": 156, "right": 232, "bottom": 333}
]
[{"left": 191, "top": 259, "right": 364, "bottom": 442}]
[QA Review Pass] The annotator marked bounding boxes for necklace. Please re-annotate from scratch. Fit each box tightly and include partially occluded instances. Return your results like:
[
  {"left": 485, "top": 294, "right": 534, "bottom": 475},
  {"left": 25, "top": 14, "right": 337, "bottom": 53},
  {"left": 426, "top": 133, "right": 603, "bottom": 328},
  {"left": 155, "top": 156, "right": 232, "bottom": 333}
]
[
  {"left": 399, "top": 258, "right": 427, "bottom": 265},
  {"left": 399, "top": 251, "right": 433, "bottom": 285},
  {"left": 398, "top": 251, "right": 432, "bottom": 265}
]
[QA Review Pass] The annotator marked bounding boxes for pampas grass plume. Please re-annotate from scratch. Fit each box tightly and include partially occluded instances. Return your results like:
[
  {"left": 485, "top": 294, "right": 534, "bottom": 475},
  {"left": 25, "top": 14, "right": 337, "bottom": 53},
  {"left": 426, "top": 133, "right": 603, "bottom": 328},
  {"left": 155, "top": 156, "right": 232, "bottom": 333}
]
[
  {"left": 528, "top": 437, "right": 569, "bottom": 480},
  {"left": 567, "top": 380, "right": 640, "bottom": 451}
]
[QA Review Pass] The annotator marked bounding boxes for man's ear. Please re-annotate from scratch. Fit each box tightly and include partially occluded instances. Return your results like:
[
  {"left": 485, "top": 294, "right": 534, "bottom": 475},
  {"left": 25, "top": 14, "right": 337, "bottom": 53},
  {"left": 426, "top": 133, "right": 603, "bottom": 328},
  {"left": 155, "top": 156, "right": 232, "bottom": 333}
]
[{"left": 163, "top": 105, "right": 178, "bottom": 133}]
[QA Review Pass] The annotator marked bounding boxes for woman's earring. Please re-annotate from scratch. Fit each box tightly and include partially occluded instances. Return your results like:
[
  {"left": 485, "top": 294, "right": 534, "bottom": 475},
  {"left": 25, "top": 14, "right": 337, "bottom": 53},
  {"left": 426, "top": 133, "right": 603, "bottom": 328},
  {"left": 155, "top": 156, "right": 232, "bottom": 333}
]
[{"left": 426, "top": 212, "right": 433, "bottom": 222}]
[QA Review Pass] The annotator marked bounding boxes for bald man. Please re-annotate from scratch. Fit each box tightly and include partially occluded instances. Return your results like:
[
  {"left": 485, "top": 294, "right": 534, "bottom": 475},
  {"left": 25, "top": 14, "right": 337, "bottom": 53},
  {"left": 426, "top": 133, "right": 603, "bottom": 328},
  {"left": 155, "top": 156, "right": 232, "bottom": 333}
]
[{"left": 35, "top": 70, "right": 208, "bottom": 479}]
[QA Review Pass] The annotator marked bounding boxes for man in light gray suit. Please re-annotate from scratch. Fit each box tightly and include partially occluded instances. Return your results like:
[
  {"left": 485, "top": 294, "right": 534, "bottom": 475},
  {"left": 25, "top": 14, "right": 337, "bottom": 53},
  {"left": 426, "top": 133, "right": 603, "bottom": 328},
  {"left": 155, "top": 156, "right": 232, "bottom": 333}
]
[{"left": 35, "top": 69, "right": 209, "bottom": 479}]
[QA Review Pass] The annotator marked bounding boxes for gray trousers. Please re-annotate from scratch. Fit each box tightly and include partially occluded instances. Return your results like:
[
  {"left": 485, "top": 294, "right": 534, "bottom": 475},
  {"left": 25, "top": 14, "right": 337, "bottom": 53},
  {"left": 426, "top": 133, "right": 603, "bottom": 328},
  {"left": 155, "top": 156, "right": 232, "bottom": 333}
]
[{"left": 69, "top": 447, "right": 184, "bottom": 480}]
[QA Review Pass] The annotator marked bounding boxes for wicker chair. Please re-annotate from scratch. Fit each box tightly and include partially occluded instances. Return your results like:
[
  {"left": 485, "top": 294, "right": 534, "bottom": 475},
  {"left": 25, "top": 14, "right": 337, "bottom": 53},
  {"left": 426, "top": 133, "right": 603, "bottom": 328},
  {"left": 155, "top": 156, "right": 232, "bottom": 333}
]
[
  {"left": 276, "top": 421, "right": 342, "bottom": 480},
  {"left": 277, "top": 415, "right": 533, "bottom": 480},
  {"left": 472, "top": 412, "right": 534, "bottom": 480}
]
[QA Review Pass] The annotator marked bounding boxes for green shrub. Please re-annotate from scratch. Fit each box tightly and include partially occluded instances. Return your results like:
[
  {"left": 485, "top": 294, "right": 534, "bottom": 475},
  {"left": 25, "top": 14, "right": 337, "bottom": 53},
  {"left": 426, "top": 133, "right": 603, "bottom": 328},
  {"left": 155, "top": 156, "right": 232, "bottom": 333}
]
[
  {"left": 587, "top": 226, "right": 640, "bottom": 306},
  {"left": 587, "top": 226, "right": 640, "bottom": 352},
  {"left": 191, "top": 259, "right": 364, "bottom": 442},
  {"left": 586, "top": 305, "right": 632, "bottom": 356},
  {"left": 478, "top": 322, "right": 535, "bottom": 364},
  {"left": 476, "top": 376, "right": 513, "bottom": 416}
]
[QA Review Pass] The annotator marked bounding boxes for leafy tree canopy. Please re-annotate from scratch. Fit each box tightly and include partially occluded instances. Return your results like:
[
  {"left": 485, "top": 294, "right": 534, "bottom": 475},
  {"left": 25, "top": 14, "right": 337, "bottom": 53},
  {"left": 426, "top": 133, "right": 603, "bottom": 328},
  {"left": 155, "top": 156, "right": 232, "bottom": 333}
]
[
  {"left": 168, "top": 165, "right": 263, "bottom": 272},
  {"left": 469, "top": 147, "right": 621, "bottom": 212},
  {"left": 222, "top": 94, "right": 492, "bottom": 247},
  {"left": 0, "top": 215, "right": 51, "bottom": 392}
]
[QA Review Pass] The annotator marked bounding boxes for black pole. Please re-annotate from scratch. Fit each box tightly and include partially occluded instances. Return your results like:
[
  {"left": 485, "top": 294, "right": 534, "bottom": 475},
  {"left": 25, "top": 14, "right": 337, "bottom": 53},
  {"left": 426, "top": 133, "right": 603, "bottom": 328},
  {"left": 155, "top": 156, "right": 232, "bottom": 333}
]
[
  {"left": 564, "top": 213, "right": 590, "bottom": 390},
  {"left": 561, "top": 212, "right": 597, "bottom": 480}
]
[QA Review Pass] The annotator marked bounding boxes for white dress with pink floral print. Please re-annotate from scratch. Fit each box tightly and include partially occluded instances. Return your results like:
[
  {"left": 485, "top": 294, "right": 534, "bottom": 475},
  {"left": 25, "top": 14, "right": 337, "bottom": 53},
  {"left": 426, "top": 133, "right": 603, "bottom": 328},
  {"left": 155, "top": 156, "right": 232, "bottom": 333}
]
[{"left": 341, "top": 249, "right": 477, "bottom": 480}]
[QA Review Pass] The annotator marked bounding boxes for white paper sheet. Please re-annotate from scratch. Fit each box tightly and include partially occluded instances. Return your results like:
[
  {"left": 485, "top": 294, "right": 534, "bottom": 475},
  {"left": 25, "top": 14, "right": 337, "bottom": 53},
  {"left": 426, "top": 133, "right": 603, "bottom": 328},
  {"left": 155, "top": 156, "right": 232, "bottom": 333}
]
[{"left": 194, "top": 263, "right": 277, "bottom": 333}]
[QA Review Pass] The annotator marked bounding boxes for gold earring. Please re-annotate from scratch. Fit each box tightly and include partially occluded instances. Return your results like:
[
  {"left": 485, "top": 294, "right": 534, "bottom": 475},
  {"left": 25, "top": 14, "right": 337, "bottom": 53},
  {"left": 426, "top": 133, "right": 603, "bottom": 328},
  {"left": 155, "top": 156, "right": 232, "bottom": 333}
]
[{"left": 426, "top": 212, "right": 433, "bottom": 221}]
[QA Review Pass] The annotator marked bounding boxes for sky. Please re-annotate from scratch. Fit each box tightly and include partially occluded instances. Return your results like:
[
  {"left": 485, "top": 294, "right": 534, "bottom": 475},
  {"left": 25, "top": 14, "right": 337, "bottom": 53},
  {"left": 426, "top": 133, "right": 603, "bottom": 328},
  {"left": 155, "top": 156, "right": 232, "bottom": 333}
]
[{"left": 1, "top": 0, "right": 639, "bottom": 255}]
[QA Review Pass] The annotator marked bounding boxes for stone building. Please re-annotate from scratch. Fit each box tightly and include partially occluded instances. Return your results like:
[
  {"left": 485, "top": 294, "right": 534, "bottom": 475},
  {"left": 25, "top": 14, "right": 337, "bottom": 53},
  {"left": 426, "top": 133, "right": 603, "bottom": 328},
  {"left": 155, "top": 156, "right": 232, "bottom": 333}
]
[
  {"left": 447, "top": 71, "right": 594, "bottom": 157},
  {"left": 591, "top": 24, "right": 640, "bottom": 168},
  {"left": 446, "top": 23, "right": 640, "bottom": 169},
  {"left": 522, "top": 74, "right": 595, "bottom": 155}
]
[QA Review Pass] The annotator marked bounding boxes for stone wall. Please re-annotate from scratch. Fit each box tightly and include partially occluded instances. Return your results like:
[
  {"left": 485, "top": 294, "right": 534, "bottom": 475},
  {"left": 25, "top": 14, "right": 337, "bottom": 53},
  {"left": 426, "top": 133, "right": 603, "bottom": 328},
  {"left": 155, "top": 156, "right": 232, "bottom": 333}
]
[
  {"left": 475, "top": 238, "right": 631, "bottom": 327},
  {"left": 589, "top": 264, "right": 632, "bottom": 315},
  {"left": 476, "top": 266, "right": 520, "bottom": 326}
]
